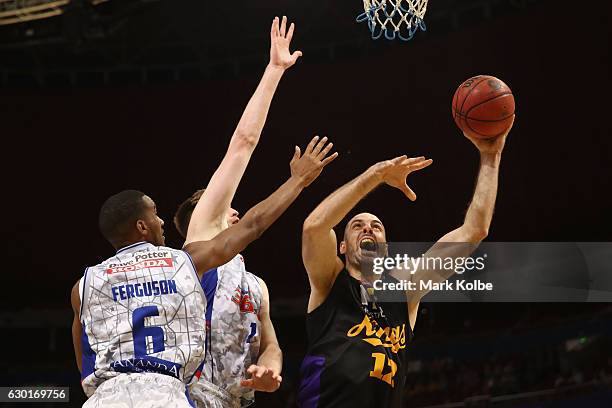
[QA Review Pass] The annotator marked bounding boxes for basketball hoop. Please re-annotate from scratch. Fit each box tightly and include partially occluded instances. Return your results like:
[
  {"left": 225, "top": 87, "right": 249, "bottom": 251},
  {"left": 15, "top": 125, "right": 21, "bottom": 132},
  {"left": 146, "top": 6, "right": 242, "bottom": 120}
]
[{"left": 357, "top": 0, "right": 429, "bottom": 41}]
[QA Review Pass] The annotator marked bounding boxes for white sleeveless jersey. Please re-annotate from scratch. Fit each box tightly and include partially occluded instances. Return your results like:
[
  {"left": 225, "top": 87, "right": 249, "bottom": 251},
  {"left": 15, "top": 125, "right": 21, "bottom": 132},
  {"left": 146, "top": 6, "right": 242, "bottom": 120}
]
[
  {"left": 80, "top": 242, "right": 207, "bottom": 397},
  {"left": 192, "top": 254, "right": 263, "bottom": 406}
]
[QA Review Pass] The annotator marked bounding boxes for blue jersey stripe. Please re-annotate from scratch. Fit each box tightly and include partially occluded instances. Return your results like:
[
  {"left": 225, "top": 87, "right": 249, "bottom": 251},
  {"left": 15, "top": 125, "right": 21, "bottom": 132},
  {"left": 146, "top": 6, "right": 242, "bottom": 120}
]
[
  {"left": 201, "top": 268, "right": 218, "bottom": 322},
  {"left": 185, "top": 387, "right": 196, "bottom": 407},
  {"left": 195, "top": 267, "right": 219, "bottom": 382},
  {"left": 81, "top": 324, "right": 96, "bottom": 379}
]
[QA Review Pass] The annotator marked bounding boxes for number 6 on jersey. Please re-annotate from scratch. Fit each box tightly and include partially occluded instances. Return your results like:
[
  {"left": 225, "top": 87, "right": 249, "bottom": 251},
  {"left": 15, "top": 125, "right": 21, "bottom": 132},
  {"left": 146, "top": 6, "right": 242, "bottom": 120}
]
[{"left": 132, "top": 306, "right": 165, "bottom": 356}]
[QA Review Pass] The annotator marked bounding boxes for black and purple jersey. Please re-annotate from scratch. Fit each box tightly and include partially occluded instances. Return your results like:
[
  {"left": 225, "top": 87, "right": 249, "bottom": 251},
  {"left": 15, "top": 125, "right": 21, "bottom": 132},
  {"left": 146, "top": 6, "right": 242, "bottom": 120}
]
[{"left": 298, "top": 269, "right": 412, "bottom": 408}]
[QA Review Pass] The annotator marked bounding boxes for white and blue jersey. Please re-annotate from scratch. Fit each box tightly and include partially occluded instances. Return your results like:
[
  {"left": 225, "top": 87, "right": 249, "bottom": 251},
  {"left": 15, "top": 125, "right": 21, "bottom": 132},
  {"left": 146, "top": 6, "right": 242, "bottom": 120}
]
[
  {"left": 80, "top": 242, "right": 207, "bottom": 397},
  {"left": 189, "top": 254, "right": 263, "bottom": 407}
]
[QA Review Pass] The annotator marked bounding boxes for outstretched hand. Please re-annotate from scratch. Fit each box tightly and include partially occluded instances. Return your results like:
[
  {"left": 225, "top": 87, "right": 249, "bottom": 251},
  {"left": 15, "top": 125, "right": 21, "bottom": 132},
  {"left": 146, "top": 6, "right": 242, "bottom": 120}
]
[
  {"left": 464, "top": 115, "right": 515, "bottom": 155},
  {"left": 240, "top": 364, "right": 282, "bottom": 392},
  {"left": 269, "top": 16, "right": 302, "bottom": 70},
  {"left": 372, "top": 156, "right": 433, "bottom": 201},
  {"left": 290, "top": 136, "right": 338, "bottom": 187}
]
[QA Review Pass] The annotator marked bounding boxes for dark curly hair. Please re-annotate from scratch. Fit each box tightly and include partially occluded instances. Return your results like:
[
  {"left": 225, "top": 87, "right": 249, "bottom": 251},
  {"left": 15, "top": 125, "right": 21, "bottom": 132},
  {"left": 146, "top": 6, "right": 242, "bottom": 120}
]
[{"left": 98, "top": 190, "right": 147, "bottom": 247}]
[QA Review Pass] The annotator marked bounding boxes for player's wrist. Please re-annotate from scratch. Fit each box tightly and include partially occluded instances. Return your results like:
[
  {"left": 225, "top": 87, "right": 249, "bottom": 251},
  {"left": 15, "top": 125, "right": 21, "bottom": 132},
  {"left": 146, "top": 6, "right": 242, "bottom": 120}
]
[
  {"left": 366, "top": 163, "right": 387, "bottom": 184},
  {"left": 288, "top": 173, "right": 308, "bottom": 189},
  {"left": 480, "top": 151, "right": 502, "bottom": 166},
  {"left": 266, "top": 63, "right": 287, "bottom": 73}
]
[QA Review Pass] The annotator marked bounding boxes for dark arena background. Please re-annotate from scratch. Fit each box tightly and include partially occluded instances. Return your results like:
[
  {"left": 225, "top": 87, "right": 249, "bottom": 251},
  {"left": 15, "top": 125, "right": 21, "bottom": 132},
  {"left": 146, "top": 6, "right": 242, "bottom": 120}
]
[{"left": 1, "top": 0, "right": 611, "bottom": 407}]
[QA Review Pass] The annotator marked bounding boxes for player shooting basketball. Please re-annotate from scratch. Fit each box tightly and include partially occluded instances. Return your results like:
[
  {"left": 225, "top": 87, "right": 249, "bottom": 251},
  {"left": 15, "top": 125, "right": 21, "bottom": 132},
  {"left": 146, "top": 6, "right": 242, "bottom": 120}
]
[
  {"left": 172, "top": 17, "right": 329, "bottom": 408},
  {"left": 297, "top": 118, "right": 514, "bottom": 407}
]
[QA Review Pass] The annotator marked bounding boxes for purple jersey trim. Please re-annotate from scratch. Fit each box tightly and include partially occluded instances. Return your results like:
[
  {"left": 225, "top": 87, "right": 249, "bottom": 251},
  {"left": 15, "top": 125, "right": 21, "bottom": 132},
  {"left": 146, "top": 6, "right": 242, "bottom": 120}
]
[{"left": 297, "top": 355, "right": 326, "bottom": 408}]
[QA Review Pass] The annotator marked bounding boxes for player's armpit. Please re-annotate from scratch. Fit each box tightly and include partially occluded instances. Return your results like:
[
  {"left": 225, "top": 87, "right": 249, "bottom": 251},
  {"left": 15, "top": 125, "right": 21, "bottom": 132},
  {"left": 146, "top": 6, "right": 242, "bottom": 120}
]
[
  {"left": 394, "top": 227, "right": 480, "bottom": 302},
  {"left": 184, "top": 239, "right": 233, "bottom": 279},
  {"left": 71, "top": 280, "right": 83, "bottom": 374},
  {"left": 302, "top": 226, "right": 344, "bottom": 311},
  {"left": 407, "top": 298, "right": 420, "bottom": 332}
]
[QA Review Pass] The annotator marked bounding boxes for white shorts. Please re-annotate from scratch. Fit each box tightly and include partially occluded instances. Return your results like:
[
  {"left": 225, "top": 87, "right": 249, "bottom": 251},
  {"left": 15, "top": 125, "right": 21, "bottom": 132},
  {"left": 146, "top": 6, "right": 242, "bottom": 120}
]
[
  {"left": 189, "top": 379, "right": 241, "bottom": 408},
  {"left": 83, "top": 373, "right": 191, "bottom": 408}
]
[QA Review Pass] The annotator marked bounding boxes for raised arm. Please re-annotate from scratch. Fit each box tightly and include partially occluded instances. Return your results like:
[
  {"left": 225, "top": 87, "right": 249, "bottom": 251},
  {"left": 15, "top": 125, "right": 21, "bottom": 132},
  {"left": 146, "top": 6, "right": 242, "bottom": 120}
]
[
  {"left": 185, "top": 137, "right": 337, "bottom": 277},
  {"left": 185, "top": 16, "right": 303, "bottom": 243},
  {"left": 401, "top": 117, "right": 514, "bottom": 309},
  {"left": 303, "top": 156, "right": 432, "bottom": 310}
]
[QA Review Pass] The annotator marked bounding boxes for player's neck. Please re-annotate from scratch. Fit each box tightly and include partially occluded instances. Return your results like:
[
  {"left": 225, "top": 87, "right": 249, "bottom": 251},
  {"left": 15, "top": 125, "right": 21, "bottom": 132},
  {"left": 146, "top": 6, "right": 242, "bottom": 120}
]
[
  {"left": 114, "top": 238, "right": 147, "bottom": 252},
  {"left": 346, "top": 263, "right": 378, "bottom": 284}
]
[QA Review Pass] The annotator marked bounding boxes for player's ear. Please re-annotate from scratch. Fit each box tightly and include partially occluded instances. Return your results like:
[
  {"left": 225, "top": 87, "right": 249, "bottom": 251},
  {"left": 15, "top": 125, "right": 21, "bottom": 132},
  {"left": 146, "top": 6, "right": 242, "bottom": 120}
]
[
  {"left": 136, "top": 219, "right": 148, "bottom": 235},
  {"left": 339, "top": 241, "right": 347, "bottom": 254}
]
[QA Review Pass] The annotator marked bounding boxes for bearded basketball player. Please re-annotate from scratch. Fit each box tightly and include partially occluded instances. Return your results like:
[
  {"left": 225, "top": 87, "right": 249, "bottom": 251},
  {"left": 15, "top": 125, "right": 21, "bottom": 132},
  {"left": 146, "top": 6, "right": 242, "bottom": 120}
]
[{"left": 297, "top": 119, "right": 514, "bottom": 407}]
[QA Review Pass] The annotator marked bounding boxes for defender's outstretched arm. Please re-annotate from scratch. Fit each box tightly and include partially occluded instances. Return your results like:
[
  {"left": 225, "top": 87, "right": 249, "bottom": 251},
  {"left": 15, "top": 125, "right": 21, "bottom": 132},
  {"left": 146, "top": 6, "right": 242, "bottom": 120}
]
[
  {"left": 186, "top": 137, "right": 337, "bottom": 278},
  {"left": 186, "top": 16, "right": 303, "bottom": 243}
]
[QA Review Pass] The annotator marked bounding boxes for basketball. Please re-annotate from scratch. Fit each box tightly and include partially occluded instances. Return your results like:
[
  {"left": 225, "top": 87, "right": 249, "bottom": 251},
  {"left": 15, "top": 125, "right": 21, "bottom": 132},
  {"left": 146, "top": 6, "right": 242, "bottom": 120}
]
[{"left": 452, "top": 75, "right": 515, "bottom": 138}]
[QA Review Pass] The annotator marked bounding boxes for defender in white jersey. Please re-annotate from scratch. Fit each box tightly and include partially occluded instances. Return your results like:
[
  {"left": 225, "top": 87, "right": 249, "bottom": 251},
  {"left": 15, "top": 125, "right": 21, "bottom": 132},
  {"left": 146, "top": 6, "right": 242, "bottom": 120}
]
[
  {"left": 71, "top": 133, "right": 338, "bottom": 406},
  {"left": 195, "top": 254, "right": 265, "bottom": 407},
  {"left": 172, "top": 16, "right": 322, "bottom": 407},
  {"left": 176, "top": 138, "right": 336, "bottom": 408},
  {"left": 79, "top": 242, "right": 206, "bottom": 399}
]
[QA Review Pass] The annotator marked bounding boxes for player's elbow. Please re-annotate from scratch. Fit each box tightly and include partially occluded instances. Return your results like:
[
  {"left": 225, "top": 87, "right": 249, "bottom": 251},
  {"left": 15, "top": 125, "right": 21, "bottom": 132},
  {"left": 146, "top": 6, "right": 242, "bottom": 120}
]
[
  {"left": 233, "top": 128, "right": 259, "bottom": 150},
  {"left": 302, "top": 219, "right": 315, "bottom": 235},
  {"left": 470, "top": 227, "right": 488, "bottom": 243},
  {"left": 459, "top": 222, "right": 489, "bottom": 243},
  {"left": 303, "top": 216, "right": 325, "bottom": 236}
]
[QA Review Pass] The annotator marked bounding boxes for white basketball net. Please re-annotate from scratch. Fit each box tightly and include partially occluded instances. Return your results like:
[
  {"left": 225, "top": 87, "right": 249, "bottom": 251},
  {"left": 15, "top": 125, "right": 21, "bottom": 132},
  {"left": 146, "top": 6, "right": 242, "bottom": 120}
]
[{"left": 358, "top": 0, "right": 429, "bottom": 41}]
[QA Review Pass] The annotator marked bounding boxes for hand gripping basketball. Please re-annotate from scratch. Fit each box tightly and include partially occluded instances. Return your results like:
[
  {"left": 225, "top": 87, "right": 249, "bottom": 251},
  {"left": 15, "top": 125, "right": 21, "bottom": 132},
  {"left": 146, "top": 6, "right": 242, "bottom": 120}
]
[{"left": 464, "top": 115, "right": 515, "bottom": 155}]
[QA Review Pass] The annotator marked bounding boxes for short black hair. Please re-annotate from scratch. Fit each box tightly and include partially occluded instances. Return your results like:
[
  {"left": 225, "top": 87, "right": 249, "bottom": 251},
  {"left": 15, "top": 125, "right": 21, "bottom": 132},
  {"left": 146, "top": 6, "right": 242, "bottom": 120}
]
[
  {"left": 174, "top": 189, "right": 205, "bottom": 239},
  {"left": 98, "top": 190, "right": 147, "bottom": 246}
]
